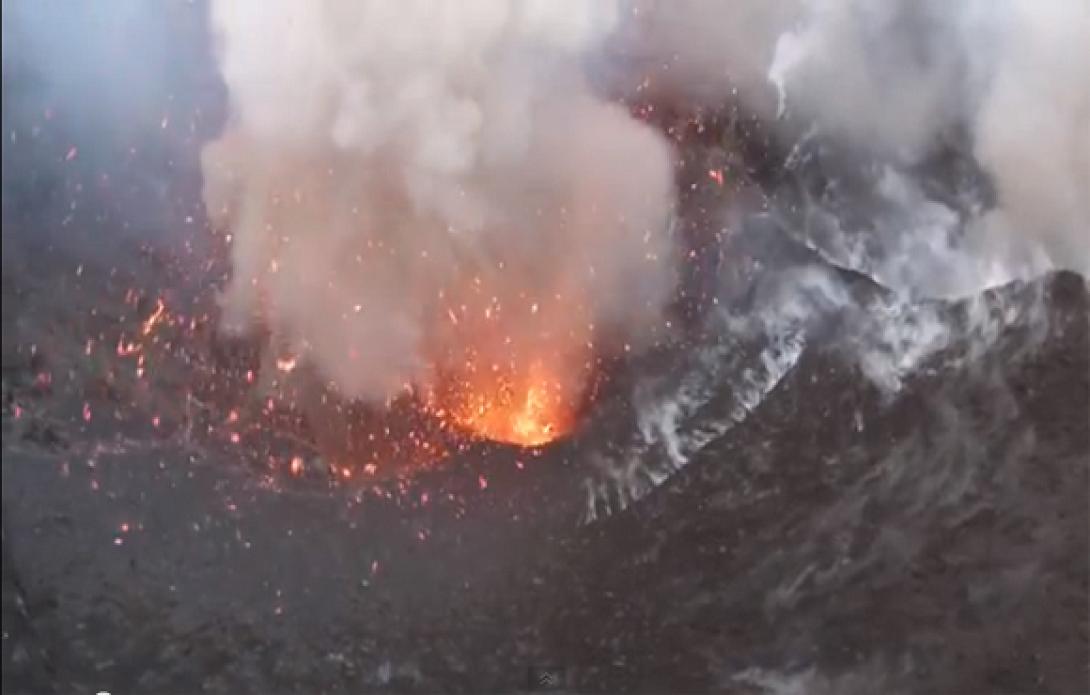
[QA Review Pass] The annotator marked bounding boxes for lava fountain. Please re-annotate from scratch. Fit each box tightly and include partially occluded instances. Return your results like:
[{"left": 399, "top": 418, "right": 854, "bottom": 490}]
[
  {"left": 429, "top": 359, "right": 576, "bottom": 447},
  {"left": 420, "top": 277, "right": 594, "bottom": 448}
]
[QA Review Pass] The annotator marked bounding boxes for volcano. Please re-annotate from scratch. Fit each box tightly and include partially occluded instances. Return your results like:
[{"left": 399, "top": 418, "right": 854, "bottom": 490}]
[
  {"left": 3, "top": 2, "right": 1089, "bottom": 694},
  {"left": 4, "top": 220, "right": 1087, "bottom": 692}
]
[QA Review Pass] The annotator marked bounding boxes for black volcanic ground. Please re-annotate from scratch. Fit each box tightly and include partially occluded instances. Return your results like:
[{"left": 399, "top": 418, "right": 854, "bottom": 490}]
[{"left": 3, "top": 210, "right": 1087, "bottom": 694}]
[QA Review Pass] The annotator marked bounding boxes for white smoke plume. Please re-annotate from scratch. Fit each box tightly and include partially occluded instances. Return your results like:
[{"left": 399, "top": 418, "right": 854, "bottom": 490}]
[
  {"left": 970, "top": 0, "right": 1090, "bottom": 277},
  {"left": 202, "top": 0, "right": 1087, "bottom": 429},
  {"left": 768, "top": 0, "right": 1089, "bottom": 281},
  {"left": 201, "top": 1, "right": 677, "bottom": 409},
  {"left": 621, "top": 0, "right": 1089, "bottom": 287}
]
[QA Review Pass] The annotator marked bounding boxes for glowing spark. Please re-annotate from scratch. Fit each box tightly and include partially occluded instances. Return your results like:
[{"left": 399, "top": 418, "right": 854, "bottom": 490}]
[
  {"left": 435, "top": 360, "right": 571, "bottom": 447},
  {"left": 141, "top": 299, "right": 166, "bottom": 336},
  {"left": 117, "top": 338, "right": 139, "bottom": 356}
]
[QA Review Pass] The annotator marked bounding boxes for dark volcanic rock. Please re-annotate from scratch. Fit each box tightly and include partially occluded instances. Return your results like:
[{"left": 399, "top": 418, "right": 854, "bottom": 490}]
[
  {"left": 3, "top": 263, "right": 1086, "bottom": 693},
  {"left": 529, "top": 271, "right": 1089, "bottom": 693}
]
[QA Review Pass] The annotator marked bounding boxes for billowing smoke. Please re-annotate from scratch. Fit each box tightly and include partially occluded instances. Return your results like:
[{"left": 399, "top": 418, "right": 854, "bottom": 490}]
[
  {"left": 201, "top": 1, "right": 677, "bottom": 418},
  {"left": 768, "top": 0, "right": 1088, "bottom": 282},
  {"left": 619, "top": 0, "right": 1088, "bottom": 288},
  {"left": 202, "top": 0, "right": 1087, "bottom": 438},
  {"left": 970, "top": 0, "right": 1090, "bottom": 277}
]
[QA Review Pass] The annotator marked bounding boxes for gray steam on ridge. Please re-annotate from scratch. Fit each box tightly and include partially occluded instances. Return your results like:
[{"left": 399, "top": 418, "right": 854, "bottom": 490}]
[{"left": 626, "top": 0, "right": 1088, "bottom": 289}]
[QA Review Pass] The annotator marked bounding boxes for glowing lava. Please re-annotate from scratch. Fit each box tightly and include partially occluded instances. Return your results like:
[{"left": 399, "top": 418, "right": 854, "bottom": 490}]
[{"left": 434, "top": 361, "right": 574, "bottom": 447}]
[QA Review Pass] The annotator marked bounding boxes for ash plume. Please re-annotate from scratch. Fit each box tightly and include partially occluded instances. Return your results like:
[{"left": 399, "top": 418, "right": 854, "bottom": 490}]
[
  {"left": 201, "top": 0, "right": 1088, "bottom": 439},
  {"left": 768, "top": 0, "right": 1089, "bottom": 284},
  {"left": 970, "top": 0, "right": 1090, "bottom": 278},
  {"left": 619, "top": 0, "right": 1089, "bottom": 291},
  {"left": 201, "top": 1, "right": 678, "bottom": 408}
]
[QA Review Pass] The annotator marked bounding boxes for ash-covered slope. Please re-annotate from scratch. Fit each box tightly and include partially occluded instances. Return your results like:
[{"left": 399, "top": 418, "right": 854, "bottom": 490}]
[{"left": 522, "top": 270, "right": 1089, "bottom": 693}]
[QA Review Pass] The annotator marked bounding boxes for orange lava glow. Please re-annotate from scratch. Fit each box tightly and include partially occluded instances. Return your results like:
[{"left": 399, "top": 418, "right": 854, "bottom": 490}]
[{"left": 433, "top": 361, "right": 574, "bottom": 447}]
